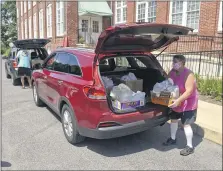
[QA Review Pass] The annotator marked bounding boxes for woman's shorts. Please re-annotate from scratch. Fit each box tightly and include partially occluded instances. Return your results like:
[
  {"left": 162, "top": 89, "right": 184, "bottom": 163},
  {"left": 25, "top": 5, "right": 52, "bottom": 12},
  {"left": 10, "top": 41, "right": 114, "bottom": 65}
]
[
  {"left": 170, "top": 109, "right": 197, "bottom": 125},
  {"left": 18, "top": 67, "right": 31, "bottom": 77}
]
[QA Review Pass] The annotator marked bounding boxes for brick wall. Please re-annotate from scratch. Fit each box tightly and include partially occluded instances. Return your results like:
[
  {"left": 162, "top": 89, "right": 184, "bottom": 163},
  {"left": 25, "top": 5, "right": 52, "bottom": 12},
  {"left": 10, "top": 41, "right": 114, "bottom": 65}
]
[
  {"left": 199, "top": 1, "right": 220, "bottom": 36},
  {"left": 156, "top": 1, "right": 169, "bottom": 23},
  {"left": 127, "top": 1, "right": 136, "bottom": 23}
]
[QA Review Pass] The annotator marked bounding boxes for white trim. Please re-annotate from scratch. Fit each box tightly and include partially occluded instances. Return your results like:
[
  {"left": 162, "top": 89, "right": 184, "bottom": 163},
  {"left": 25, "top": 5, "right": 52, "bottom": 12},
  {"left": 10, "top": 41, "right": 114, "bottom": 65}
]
[
  {"left": 47, "top": 4, "right": 52, "bottom": 38},
  {"left": 33, "top": 13, "right": 37, "bottom": 38},
  {"left": 20, "top": 2, "right": 23, "bottom": 16},
  {"left": 29, "top": 16, "right": 32, "bottom": 38},
  {"left": 33, "top": 1, "right": 36, "bottom": 6},
  {"left": 115, "top": 1, "right": 127, "bottom": 24},
  {"left": 24, "top": 19, "right": 27, "bottom": 39},
  {"left": 39, "top": 9, "right": 44, "bottom": 38},
  {"left": 169, "top": 1, "right": 200, "bottom": 33},
  {"left": 218, "top": 1, "right": 222, "bottom": 31},
  {"left": 24, "top": 1, "right": 27, "bottom": 13},
  {"left": 28, "top": 1, "right": 31, "bottom": 10}
]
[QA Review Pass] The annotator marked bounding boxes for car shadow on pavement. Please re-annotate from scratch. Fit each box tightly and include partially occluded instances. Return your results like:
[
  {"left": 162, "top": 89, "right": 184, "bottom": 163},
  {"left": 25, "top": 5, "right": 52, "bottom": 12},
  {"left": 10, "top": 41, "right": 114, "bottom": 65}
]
[
  {"left": 1, "top": 161, "right": 12, "bottom": 168},
  {"left": 75, "top": 123, "right": 204, "bottom": 157}
]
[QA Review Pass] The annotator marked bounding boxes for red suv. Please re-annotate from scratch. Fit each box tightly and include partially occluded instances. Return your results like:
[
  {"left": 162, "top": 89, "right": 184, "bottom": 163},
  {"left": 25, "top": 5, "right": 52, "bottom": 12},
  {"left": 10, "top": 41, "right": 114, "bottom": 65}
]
[{"left": 32, "top": 23, "right": 192, "bottom": 144}]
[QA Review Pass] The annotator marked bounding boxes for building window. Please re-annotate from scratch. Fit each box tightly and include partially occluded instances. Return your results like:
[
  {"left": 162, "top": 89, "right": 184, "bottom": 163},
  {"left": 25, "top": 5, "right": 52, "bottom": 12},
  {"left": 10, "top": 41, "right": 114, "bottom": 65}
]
[
  {"left": 28, "top": 1, "right": 31, "bottom": 10},
  {"left": 21, "top": 22, "right": 23, "bottom": 39},
  {"left": 115, "top": 1, "right": 127, "bottom": 24},
  {"left": 47, "top": 4, "right": 52, "bottom": 37},
  {"left": 33, "top": 13, "right": 37, "bottom": 38},
  {"left": 169, "top": 1, "right": 201, "bottom": 32},
  {"left": 39, "top": 9, "right": 44, "bottom": 38},
  {"left": 136, "top": 1, "right": 157, "bottom": 23},
  {"left": 56, "top": 1, "right": 65, "bottom": 36},
  {"left": 33, "top": 1, "right": 36, "bottom": 6},
  {"left": 24, "top": 1, "right": 27, "bottom": 13},
  {"left": 29, "top": 16, "right": 32, "bottom": 38},
  {"left": 92, "top": 21, "right": 99, "bottom": 33},
  {"left": 218, "top": 1, "right": 222, "bottom": 31},
  {"left": 24, "top": 19, "right": 27, "bottom": 39},
  {"left": 20, "top": 2, "right": 23, "bottom": 16},
  {"left": 81, "top": 20, "right": 88, "bottom": 32}
]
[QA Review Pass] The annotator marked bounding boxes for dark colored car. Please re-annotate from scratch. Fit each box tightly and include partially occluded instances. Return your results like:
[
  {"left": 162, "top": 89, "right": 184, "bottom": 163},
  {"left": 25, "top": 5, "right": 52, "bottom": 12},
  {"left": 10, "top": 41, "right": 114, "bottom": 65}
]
[
  {"left": 5, "top": 39, "right": 50, "bottom": 85},
  {"left": 31, "top": 23, "right": 193, "bottom": 144}
]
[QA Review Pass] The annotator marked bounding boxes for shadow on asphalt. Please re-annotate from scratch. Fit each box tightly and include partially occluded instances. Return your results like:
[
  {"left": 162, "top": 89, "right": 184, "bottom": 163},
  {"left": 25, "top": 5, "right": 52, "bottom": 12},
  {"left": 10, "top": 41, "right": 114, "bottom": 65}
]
[
  {"left": 1, "top": 161, "right": 12, "bottom": 167},
  {"left": 46, "top": 106, "right": 204, "bottom": 157}
]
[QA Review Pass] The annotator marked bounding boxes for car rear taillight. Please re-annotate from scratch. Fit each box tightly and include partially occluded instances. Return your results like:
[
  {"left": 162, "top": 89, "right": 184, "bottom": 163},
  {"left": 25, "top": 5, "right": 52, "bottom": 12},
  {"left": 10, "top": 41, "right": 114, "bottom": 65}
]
[
  {"left": 83, "top": 86, "right": 106, "bottom": 100},
  {"left": 98, "top": 122, "right": 121, "bottom": 128},
  {"left": 12, "top": 61, "right": 18, "bottom": 68}
]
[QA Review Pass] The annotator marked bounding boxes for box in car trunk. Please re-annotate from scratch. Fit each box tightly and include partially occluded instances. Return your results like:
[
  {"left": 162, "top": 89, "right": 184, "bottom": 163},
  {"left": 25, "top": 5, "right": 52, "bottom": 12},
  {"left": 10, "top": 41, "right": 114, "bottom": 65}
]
[{"left": 112, "top": 77, "right": 143, "bottom": 92}]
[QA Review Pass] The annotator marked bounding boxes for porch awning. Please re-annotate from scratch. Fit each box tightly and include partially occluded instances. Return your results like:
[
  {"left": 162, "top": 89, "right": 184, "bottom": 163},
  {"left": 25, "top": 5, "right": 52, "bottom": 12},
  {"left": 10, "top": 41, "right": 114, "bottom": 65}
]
[{"left": 78, "top": 1, "right": 113, "bottom": 16}]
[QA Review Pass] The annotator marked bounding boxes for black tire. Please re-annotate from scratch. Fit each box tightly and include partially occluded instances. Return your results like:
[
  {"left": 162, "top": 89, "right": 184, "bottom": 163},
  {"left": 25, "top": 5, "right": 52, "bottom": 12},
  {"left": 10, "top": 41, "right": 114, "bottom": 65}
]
[
  {"left": 11, "top": 75, "right": 19, "bottom": 86},
  {"left": 61, "top": 104, "right": 85, "bottom": 144},
  {"left": 32, "top": 82, "right": 44, "bottom": 107},
  {"left": 5, "top": 68, "right": 11, "bottom": 79}
]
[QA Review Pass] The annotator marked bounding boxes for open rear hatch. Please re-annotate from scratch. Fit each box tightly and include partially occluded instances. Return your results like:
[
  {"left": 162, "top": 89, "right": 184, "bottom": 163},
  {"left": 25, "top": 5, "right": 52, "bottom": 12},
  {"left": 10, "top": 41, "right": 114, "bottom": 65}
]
[
  {"left": 13, "top": 39, "right": 50, "bottom": 49},
  {"left": 93, "top": 23, "right": 193, "bottom": 114}
]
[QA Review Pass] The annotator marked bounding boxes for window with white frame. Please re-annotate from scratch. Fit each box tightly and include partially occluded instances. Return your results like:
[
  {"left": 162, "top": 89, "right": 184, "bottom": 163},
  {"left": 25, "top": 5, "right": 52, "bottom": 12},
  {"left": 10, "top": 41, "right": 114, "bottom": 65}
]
[
  {"left": 169, "top": 1, "right": 201, "bottom": 32},
  {"left": 115, "top": 1, "right": 127, "bottom": 24},
  {"left": 20, "top": 2, "right": 23, "bottom": 16},
  {"left": 218, "top": 1, "right": 222, "bottom": 31},
  {"left": 33, "top": 13, "right": 37, "bottom": 38},
  {"left": 136, "top": 1, "right": 157, "bottom": 23},
  {"left": 56, "top": 1, "right": 65, "bottom": 36},
  {"left": 28, "top": 1, "right": 31, "bottom": 10},
  {"left": 47, "top": 4, "right": 52, "bottom": 37},
  {"left": 21, "top": 21, "right": 23, "bottom": 39},
  {"left": 39, "top": 9, "right": 44, "bottom": 38},
  {"left": 24, "top": 1, "right": 27, "bottom": 13},
  {"left": 81, "top": 20, "right": 88, "bottom": 32},
  {"left": 29, "top": 16, "right": 32, "bottom": 38},
  {"left": 24, "top": 19, "right": 27, "bottom": 39},
  {"left": 33, "top": 1, "right": 36, "bottom": 6},
  {"left": 92, "top": 21, "right": 99, "bottom": 33}
]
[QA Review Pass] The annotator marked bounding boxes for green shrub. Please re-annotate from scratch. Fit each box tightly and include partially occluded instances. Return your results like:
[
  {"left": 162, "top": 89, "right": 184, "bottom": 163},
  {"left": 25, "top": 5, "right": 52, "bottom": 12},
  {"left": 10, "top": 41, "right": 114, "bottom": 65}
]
[
  {"left": 79, "top": 37, "right": 85, "bottom": 44},
  {"left": 3, "top": 48, "right": 10, "bottom": 57},
  {"left": 195, "top": 74, "right": 222, "bottom": 101}
]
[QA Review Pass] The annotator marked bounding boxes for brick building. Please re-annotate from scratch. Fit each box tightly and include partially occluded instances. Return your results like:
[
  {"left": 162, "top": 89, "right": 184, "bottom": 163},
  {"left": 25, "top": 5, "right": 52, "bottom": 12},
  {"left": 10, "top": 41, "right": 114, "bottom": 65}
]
[
  {"left": 16, "top": 1, "right": 112, "bottom": 53},
  {"left": 16, "top": 1, "right": 222, "bottom": 52}
]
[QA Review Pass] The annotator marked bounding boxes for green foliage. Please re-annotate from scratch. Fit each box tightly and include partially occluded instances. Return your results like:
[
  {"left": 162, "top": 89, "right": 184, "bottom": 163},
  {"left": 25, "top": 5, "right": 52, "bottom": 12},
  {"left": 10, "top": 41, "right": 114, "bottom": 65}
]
[
  {"left": 195, "top": 74, "right": 222, "bottom": 101},
  {"left": 79, "top": 37, "right": 85, "bottom": 44},
  {"left": 1, "top": 1, "right": 17, "bottom": 54}
]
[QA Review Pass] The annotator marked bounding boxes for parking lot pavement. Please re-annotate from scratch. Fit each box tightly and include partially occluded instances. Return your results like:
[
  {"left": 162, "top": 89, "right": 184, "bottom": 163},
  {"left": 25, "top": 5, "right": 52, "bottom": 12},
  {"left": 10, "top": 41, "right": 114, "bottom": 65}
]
[{"left": 1, "top": 60, "right": 222, "bottom": 170}]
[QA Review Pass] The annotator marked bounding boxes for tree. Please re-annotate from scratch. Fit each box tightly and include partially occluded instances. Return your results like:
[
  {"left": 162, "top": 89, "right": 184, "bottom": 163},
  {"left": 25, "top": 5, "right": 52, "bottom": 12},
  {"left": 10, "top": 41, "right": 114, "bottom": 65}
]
[{"left": 1, "top": 1, "right": 17, "bottom": 54}]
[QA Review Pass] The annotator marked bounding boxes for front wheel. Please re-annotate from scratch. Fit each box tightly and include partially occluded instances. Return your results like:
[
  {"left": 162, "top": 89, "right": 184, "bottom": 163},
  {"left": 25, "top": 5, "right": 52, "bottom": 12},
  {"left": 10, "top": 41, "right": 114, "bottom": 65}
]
[
  {"left": 61, "top": 104, "right": 85, "bottom": 144},
  {"left": 33, "top": 82, "right": 44, "bottom": 107}
]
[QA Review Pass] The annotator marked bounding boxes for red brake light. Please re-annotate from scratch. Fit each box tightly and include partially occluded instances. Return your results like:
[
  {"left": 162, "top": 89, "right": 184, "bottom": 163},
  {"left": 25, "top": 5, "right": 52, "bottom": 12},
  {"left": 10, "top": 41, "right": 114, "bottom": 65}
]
[
  {"left": 83, "top": 86, "right": 106, "bottom": 100},
  {"left": 12, "top": 61, "right": 18, "bottom": 68}
]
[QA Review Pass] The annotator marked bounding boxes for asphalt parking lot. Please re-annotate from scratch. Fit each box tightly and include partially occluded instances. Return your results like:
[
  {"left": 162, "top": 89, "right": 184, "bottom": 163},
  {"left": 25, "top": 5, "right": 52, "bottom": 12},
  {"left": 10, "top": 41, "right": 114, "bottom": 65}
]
[{"left": 1, "top": 60, "right": 222, "bottom": 170}]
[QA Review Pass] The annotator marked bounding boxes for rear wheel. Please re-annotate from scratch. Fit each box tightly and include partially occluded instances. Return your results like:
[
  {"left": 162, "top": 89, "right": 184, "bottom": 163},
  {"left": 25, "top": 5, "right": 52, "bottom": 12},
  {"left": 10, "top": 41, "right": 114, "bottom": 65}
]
[
  {"left": 61, "top": 104, "right": 85, "bottom": 144},
  {"left": 33, "top": 82, "right": 44, "bottom": 106},
  {"left": 11, "top": 75, "right": 19, "bottom": 86}
]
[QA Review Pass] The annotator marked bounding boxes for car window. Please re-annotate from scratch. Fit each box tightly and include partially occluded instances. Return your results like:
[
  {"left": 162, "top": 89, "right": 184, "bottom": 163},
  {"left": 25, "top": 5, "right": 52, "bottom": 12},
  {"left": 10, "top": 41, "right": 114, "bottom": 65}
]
[
  {"left": 115, "top": 57, "right": 130, "bottom": 67},
  {"left": 68, "top": 54, "right": 82, "bottom": 76},
  {"left": 54, "top": 53, "right": 70, "bottom": 73},
  {"left": 45, "top": 53, "right": 57, "bottom": 70}
]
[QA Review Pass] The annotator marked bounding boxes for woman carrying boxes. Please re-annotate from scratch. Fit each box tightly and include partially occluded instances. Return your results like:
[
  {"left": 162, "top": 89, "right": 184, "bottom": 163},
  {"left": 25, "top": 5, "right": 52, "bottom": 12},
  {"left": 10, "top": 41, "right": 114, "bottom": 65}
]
[{"left": 163, "top": 55, "right": 198, "bottom": 156}]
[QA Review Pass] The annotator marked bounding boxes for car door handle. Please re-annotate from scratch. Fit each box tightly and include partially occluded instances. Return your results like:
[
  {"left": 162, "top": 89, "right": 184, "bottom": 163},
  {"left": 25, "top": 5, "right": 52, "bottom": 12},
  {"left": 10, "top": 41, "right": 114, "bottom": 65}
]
[{"left": 58, "top": 80, "right": 63, "bottom": 85}]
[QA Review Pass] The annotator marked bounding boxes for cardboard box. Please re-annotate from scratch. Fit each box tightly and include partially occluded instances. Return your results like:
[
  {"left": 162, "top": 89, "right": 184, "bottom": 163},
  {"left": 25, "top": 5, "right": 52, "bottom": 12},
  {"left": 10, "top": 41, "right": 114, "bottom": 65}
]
[
  {"left": 112, "top": 99, "right": 145, "bottom": 110},
  {"left": 112, "top": 77, "right": 143, "bottom": 92}
]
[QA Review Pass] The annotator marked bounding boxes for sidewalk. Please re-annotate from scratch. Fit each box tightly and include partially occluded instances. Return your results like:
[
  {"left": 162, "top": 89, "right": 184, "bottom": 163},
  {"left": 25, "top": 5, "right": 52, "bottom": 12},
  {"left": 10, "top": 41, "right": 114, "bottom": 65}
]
[{"left": 192, "top": 100, "right": 222, "bottom": 145}]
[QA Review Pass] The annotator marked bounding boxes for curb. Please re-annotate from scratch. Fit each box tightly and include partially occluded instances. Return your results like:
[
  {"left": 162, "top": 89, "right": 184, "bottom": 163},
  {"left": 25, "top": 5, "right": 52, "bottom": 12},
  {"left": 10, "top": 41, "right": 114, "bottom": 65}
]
[{"left": 167, "top": 120, "right": 222, "bottom": 145}]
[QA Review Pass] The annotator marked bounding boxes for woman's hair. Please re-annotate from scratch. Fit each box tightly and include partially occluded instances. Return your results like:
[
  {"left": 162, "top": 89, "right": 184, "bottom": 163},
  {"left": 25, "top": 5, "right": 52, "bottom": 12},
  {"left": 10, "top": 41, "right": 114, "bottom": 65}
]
[{"left": 173, "top": 55, "right": 186, "bottom": 65}]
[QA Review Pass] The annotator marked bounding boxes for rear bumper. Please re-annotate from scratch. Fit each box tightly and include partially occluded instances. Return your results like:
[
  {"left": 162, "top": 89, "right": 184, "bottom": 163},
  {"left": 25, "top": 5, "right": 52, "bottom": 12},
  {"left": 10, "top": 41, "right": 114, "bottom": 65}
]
[{"left": 78, "top": 114, "right": 169, "bottom": 139}]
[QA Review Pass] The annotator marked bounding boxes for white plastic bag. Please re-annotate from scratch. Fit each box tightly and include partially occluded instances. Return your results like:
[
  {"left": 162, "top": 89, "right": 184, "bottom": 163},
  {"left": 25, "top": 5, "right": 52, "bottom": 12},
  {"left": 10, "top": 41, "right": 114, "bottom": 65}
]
[
  {"left": 121, "top": 72, "right": 137, "bottom": 81},
  {"left": 102, "top": 76, "right": 114, "bottom": 89}
]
